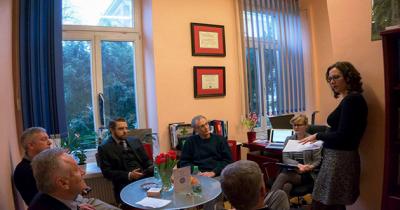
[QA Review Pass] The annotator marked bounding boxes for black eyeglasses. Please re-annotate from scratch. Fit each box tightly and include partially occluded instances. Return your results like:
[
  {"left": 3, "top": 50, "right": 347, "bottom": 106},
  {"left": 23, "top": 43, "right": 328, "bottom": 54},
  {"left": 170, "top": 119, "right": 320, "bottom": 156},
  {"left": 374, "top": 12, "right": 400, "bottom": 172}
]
[{"left": 327, "top": 75, "right": 342, "bottom": 82}]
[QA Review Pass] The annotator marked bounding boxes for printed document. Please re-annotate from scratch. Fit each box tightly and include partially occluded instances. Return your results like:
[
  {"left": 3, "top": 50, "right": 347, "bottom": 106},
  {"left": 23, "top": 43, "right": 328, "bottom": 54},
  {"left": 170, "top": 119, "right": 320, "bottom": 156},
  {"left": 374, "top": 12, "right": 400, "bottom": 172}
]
[{"left": 283, "top": 140, "right": 323, "bottom": 152}]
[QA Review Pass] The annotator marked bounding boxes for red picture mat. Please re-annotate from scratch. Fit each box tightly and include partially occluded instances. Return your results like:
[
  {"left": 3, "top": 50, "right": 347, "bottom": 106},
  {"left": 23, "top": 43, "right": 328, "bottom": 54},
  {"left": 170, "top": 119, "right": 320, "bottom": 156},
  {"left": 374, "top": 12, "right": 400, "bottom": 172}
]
[
  {"left": 194, "top": 66, "right": 226, "bottom": 97},
  {"left": 191, "top": 23, "right": 226, "bottom": 56}
]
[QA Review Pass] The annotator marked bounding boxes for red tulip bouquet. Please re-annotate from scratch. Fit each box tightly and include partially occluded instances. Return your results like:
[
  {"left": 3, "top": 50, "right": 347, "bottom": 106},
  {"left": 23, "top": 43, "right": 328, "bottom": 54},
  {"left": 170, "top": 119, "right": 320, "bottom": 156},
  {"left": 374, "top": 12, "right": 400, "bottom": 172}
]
[{"left": 154, "top": 150, "right": 178, "bottom": 191}]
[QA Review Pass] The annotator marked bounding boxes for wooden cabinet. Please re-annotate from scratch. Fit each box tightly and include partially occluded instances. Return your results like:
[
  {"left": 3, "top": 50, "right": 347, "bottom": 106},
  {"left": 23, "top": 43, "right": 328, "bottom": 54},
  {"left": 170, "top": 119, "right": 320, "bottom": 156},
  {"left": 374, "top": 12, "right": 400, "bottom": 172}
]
[{"left": 382, "top": 27, "right": 400, "bottom": 210}]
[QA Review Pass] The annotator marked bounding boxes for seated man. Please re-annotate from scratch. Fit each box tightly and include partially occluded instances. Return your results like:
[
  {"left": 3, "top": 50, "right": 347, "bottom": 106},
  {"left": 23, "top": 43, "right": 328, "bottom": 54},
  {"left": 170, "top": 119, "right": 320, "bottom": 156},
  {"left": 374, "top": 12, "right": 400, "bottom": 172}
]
[
  {"left": 179, "top": 115, "right": 232, "bottom": 177},
  {"left": 14, "top": 127, "right": 52, "bottom": 205},
  {"left": 98, "top": 118, "right": 153, "bottom": 203},
  {"left": 29, "top": 148, "right": 119, "bottom": 210},
  {"left": 221, "top": 160, "right": 290, "bottom": 210}
]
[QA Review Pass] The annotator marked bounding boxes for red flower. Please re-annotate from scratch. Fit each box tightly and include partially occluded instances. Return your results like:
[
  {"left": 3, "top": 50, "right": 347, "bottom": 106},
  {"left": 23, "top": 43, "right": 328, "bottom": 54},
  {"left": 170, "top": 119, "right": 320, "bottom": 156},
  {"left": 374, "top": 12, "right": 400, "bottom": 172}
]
[
  {"left": 154, "top": 150, "right": 178, "bottom": 169},
  {"left": 155, "top": 156, "right": 167, "bottom": 165},
  {"left": 167, "top": 150, "right": 177, "bottom": 160}
]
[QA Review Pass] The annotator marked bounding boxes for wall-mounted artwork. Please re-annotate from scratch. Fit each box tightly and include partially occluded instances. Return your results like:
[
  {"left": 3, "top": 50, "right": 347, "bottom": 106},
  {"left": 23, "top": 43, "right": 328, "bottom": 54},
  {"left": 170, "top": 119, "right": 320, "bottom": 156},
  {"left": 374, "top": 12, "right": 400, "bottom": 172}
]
[
  {"left": 193, "top": 66, "right": 226, "bottom": 98},
  {"left": 191, "top": 23, "right": 226, "bottom": 56},
  {"left": 372, "top": 0, "right": 400, "bottom": 40}
]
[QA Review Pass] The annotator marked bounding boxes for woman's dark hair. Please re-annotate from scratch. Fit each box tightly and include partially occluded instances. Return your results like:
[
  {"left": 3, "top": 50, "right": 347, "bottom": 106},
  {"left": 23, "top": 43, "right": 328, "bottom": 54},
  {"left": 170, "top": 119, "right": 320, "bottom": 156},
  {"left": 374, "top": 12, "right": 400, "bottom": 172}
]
[{"left": 326, "top": 61, "right": 363, "bottom": 98}]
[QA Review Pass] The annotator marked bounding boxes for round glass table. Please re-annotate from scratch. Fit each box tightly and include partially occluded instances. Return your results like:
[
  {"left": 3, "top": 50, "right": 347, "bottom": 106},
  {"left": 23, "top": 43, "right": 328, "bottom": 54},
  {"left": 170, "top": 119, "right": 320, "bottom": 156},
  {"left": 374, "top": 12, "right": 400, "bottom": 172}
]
[{"left": 120, "top": 175, "right": 222, "bottom": 209}]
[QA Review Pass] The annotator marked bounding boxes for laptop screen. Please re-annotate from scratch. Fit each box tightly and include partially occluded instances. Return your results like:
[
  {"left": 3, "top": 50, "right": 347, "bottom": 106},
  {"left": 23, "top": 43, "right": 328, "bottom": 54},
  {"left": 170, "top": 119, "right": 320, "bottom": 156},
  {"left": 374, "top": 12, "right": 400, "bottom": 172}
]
[
  {"left": 268, "top": 114, "right": 294, "bottom": 129},
  {"left": 269, "top": 129, "right": 294, "bottom": 143}
]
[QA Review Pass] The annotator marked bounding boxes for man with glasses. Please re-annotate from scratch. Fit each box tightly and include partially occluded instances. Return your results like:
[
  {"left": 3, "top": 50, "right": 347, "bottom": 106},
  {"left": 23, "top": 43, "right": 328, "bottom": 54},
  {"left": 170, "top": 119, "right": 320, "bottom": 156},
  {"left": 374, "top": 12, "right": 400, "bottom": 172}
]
[
  {"left": 180, "top": 115, "right": 232, "bottom": 210},
  {"left": 180, "top": 115, "right": 232, "bottom": 177}
]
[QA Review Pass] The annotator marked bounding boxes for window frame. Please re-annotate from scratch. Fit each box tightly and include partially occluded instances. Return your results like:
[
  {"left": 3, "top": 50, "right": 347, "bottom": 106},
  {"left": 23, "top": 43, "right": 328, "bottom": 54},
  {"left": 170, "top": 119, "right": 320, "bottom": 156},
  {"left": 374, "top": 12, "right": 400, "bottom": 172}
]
[
  {"left": 240, "top": 0, "right": 311, "bottom": 130},
  {"left": 62, "top": 0, "right": 146, "bottom": 137}
]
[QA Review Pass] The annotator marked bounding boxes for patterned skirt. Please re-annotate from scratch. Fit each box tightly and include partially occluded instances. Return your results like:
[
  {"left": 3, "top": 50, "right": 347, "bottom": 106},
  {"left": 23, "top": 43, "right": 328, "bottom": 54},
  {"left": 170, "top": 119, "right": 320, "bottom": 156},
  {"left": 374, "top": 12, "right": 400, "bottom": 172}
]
[{"left": 312, "top": 148, "right": 360, "bottom": 205}]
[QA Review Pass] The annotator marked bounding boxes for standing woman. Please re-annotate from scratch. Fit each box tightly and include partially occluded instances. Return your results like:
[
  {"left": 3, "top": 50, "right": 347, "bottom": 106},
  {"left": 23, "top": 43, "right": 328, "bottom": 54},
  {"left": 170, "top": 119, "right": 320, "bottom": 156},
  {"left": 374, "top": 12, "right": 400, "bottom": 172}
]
[{"left": 300, "top": 61, "right": 368, "bottom": 210}]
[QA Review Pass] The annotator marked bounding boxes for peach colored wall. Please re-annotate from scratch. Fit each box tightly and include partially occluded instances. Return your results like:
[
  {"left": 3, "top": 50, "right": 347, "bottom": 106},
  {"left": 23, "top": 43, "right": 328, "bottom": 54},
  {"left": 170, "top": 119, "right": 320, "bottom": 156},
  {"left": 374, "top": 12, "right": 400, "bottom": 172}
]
[
  {"left": 301, "top": 0, "right": 385, "bottom": 209},
  {"left": 144, "top": 0, "right": 246, "bottom": 152},
  {"left": 0, "top": 0, "right": 23, "bottom": 209}
]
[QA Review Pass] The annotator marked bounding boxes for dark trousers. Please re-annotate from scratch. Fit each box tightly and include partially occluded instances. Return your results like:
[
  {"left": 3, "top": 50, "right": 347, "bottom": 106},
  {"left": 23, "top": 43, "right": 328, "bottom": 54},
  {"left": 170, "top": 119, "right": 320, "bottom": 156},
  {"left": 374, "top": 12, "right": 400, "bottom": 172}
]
[{"left": 312, "top": 200, "right": 346, "bottom": 210}]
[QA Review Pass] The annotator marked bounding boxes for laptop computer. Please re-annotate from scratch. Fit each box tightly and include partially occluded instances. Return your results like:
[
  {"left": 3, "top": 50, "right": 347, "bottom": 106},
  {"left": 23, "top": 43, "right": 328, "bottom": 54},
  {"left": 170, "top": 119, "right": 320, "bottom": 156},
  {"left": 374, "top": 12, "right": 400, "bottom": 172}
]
[
  {"left": 268, "top": 114, "right": 295, "bottom": 129},
  {"left": 266, "top": 129, "right": 294, "bottom": 149}
]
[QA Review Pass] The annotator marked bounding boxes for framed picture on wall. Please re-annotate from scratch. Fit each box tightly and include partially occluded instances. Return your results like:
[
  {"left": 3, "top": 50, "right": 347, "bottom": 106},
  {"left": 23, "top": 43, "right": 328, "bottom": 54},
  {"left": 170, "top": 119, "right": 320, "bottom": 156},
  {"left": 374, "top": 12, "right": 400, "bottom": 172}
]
[
  {"left": 191, "top": 23, "right": 226, "bottom": 56},
  {"left": 193, "top": 66, "right": 226, "bottom": 98}
]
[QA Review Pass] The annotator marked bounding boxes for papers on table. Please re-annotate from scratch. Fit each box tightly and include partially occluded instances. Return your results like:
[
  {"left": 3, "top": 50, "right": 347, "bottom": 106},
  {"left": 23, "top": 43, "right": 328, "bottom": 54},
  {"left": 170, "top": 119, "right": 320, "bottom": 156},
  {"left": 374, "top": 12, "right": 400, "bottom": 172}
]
[
  {"left": 253, "top": 139, "right": 268, "bottom": 144},
  {"left": 283, "top": 140, "right": 323, "bottom": 152},
  {"left": 136, "top": 197, "right": 171, "bottom": 208}
]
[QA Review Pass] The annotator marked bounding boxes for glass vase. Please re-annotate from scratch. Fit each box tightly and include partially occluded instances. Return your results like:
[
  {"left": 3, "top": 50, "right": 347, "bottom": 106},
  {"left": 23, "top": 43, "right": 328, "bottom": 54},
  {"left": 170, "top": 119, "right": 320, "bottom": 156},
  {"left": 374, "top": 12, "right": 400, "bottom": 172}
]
[{"left": 160, "top": 168, "right": 173, "bottom": 192}]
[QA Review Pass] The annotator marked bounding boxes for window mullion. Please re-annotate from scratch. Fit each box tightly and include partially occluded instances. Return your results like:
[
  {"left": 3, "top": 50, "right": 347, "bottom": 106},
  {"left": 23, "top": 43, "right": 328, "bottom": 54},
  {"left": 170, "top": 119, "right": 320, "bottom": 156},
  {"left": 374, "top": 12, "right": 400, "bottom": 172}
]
[{"left": 93, "top": 33, "right": 104, "bottom": 130}]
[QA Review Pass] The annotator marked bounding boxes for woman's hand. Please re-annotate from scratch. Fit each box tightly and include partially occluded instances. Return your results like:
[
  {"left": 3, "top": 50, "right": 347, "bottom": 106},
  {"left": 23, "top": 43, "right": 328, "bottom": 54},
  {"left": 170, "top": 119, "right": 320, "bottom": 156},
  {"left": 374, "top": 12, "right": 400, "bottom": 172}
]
[
  {"left": 297, "top": 164, "right": 313, "bottom": 173},
  {"left": 299, "top": 133, "right": 317, "bottom": 144}
]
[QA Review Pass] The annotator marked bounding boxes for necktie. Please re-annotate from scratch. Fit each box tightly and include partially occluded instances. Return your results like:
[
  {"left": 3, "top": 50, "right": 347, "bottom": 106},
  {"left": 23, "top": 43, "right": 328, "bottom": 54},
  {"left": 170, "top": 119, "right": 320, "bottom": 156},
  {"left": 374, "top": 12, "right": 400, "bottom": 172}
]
[{"left": 120, "top": 139, "right": 128, "bottom": 151}]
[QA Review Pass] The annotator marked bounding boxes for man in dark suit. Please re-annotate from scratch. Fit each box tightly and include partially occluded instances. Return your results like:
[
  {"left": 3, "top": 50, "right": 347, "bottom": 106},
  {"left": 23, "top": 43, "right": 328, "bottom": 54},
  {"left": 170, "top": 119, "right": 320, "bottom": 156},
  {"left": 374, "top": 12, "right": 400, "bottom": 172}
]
[
  {"left": 97, "top": 118, "right": 153, "bottom": 203},
  {"left": 29, "top": 148, "right": 119, "bottom": 210}
]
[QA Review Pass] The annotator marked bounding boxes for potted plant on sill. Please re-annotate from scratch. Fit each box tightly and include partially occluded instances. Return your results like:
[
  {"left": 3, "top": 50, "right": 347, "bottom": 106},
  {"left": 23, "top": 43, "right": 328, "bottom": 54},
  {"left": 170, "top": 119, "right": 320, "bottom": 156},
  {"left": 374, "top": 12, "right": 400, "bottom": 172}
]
[
  {"left": 242, "top": 112, "right": 258, "bottom": 143},
  {"left": 61, "top": 133, "right": 87, "bottom": 170}
]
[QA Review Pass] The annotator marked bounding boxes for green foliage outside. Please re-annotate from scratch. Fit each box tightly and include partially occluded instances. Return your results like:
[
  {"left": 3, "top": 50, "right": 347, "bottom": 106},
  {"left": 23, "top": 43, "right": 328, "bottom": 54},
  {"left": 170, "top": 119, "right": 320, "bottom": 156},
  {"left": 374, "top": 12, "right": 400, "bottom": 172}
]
[
  {"left": 372, "top": 0, "right": 400, "bottom": 40},
  {"left": 62, "top": 41, "right": 137, "bottom": 150}
]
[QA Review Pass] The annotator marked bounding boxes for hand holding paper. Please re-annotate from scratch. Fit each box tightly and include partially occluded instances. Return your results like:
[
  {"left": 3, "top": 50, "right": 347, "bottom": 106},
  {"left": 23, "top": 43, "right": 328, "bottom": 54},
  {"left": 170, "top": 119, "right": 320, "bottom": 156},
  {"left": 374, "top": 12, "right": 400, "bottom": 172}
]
[{"left": 283, "top": 140, "right": 323, "bottom": 152}]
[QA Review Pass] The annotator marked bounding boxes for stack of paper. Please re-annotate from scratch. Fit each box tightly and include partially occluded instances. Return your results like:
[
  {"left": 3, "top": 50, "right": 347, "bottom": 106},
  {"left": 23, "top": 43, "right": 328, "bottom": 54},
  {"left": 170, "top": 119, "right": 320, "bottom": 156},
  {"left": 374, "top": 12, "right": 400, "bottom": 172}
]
[
  {"left": 283, "top": 140, "right": 323, "bottom": 152},
  {"left": 136, "top": 197, "right": 171, "bottom": 208}
]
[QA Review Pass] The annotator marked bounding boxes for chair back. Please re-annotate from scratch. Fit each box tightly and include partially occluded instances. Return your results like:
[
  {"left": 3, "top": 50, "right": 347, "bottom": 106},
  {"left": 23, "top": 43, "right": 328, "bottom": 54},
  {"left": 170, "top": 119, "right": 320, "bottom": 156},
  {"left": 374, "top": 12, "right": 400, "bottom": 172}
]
[
  {"left": 143, "top": 143, "right": 153, "bottom": 160},
  {"left": 227, "top": 140, "right": 238, "bottom": 161},
  {"left": 262, "top": 159, "right": 280, "bottom": 186},
  {"left": 127, "top": 128, "right": 153, "bottom": 144},
  {"left": 306, "top": 125, "right": 328, "bottom": 135}
]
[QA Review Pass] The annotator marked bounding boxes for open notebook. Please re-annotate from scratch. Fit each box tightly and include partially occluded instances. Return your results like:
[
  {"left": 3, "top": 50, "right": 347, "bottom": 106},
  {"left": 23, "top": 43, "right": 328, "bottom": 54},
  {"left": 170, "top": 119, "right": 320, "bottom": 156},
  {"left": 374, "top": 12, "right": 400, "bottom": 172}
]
[{"left": 265, "top": 129, "right": 293, "bottom": 149}]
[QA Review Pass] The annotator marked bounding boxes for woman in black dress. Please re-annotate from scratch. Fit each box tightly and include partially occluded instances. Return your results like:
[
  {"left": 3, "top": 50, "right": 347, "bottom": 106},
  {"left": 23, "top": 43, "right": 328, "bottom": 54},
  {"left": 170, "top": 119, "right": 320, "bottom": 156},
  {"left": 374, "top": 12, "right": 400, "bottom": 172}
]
[{"left": 300, "top": 61, "right": 368, "bottom": 210}]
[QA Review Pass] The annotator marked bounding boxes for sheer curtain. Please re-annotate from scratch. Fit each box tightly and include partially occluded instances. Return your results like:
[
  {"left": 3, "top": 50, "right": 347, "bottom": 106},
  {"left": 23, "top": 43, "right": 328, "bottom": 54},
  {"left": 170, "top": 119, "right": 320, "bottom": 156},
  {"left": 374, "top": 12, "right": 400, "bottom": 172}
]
[{"left": 241, "top": 0, "right": 306, "bottom": 117}]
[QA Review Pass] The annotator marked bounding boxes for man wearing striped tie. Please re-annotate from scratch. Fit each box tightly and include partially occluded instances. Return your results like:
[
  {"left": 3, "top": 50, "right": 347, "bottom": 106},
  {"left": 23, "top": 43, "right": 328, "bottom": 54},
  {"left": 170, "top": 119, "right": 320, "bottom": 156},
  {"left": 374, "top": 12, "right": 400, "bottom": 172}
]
[{"left": 97, "top": 118, "right": 153, "bottom": 205}]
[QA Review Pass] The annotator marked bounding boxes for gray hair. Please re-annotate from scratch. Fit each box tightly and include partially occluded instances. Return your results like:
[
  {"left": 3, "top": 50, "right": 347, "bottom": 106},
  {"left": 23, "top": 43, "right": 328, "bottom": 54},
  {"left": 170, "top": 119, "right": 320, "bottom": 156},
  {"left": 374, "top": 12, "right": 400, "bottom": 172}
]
[
  {"left": 191, "top": 115, "right": 207, "bottom": 128},
  {"left": 20, "top": 127, "right": 47, "bottom": 150},
  {"left": 31, "top": 148, "right": 67, "bottom": 194},
  {"left": 221, "top": 160, "right": 263, "bottom": 210}
]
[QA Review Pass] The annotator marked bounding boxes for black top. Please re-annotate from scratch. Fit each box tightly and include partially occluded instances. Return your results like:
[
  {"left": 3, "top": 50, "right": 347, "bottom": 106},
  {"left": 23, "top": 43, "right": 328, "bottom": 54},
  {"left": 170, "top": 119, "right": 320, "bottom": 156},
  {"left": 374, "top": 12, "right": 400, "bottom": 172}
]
[
  {"left": 179, "top": 134, "right": 232, "bottom": 176},
  {"left": 317, "top": 93, "right": 368, "bottom": 150},
  {"left": 28, "top": 193, "right": 70, "bottom": 210},
  {"left": 14, "top": 157, "right": 38, "bottom": 205}
]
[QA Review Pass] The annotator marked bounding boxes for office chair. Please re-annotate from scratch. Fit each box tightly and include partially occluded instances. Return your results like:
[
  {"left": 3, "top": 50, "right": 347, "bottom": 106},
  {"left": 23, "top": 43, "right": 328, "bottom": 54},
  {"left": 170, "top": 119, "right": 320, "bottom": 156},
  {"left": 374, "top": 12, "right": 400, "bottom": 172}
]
[{"left": 262, "top": 161, "right": 315, "bottom": 208}]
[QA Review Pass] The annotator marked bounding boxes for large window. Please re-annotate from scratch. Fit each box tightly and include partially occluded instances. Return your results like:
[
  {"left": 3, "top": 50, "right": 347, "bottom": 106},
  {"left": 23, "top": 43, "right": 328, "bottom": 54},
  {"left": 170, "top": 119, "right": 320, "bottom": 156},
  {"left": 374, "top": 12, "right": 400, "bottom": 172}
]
[
  {"left": 241, "top": 0, "right": 306, "bottom": 123},
  {"left": 62, "top": 0, "right": 144, "bottom": 149}
]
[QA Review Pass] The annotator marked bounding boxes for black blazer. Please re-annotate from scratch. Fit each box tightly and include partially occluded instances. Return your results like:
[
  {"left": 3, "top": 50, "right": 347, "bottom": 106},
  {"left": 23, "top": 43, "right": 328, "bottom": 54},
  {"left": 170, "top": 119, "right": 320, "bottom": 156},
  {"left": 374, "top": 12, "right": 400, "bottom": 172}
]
[
  {"left": 28, "top": 193, "right": 70, "bottom": 210},
  {"left": 97, "top": 136, "right": 153, "bottom": 196}
]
